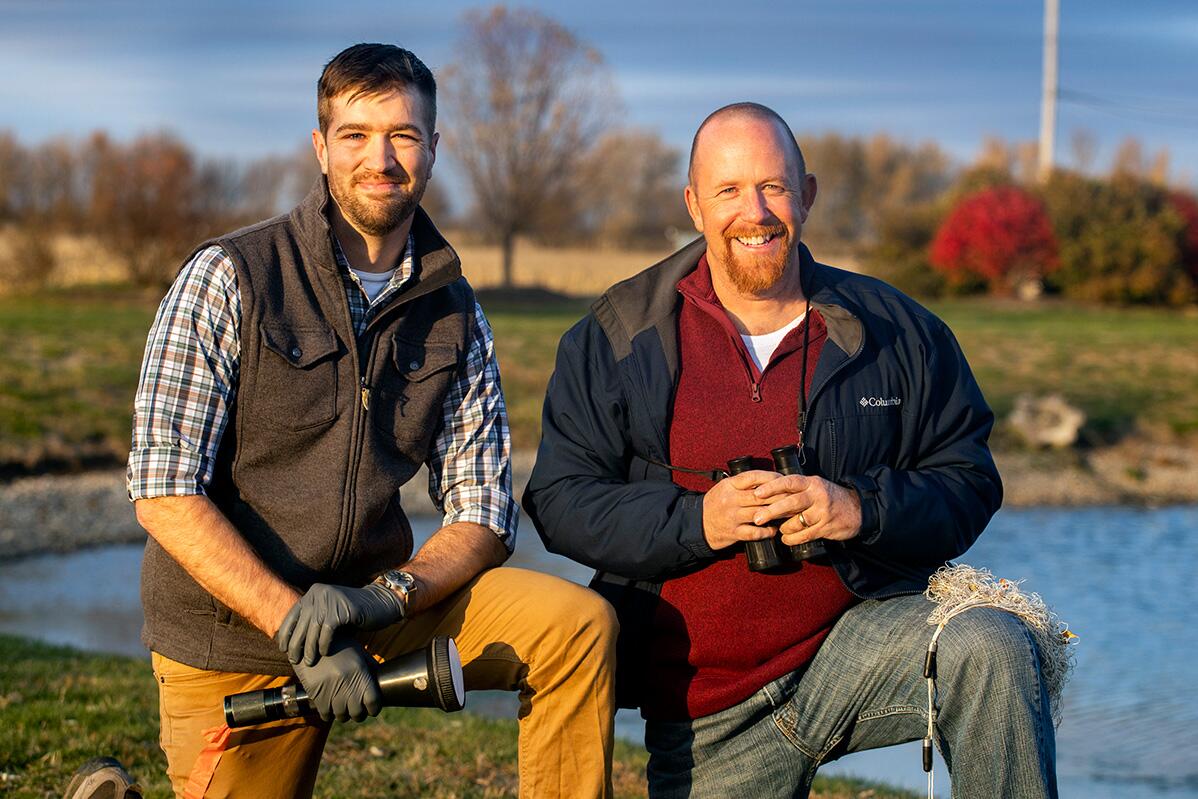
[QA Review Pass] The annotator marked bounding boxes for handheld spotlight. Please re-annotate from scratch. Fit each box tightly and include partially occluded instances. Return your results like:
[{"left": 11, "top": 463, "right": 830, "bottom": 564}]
[{"left": 223, "top": 636, "right": 464, "bottom": 728}]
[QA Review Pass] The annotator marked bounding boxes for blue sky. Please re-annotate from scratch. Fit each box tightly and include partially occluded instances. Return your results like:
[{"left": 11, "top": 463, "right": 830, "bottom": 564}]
[{"left": 3, "top": 0, "right": 1197, "bottom": 190}]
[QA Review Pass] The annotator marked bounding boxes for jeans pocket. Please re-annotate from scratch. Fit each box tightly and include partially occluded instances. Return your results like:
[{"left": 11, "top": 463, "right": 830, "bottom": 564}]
[{"left": 771, "top": 695, "right": 826, "bottom": 760}]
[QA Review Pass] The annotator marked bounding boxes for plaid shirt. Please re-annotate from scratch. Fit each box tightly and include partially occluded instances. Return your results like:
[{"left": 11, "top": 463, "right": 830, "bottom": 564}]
[{"left": 127, "top": 235, "right": 518, "bottom": 548}]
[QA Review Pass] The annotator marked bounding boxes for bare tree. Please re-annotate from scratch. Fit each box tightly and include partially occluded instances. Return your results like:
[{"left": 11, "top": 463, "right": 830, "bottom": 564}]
[
  {"left": 571, "top": 128, "right": 690, "bottom": 247},
  {"left": 87, "top": 131, "right": 219, "bottom": 287},
  {"left": 798, "top": 132, "right": 953, "bottom": 253},
  {"left": 0, "top": 131, "right": 18, "bottom": 221},
  {"left": 1069, "top": 130, "right": 1097, "bottom": 173},
  {"left": 238, "top": 142, "right": 321, "bottom": 219},
  {"left": 1110, "top": 137, "right": 1145, "bottom": 180},
  {"left": 1147, "top": 147, "right": 1171, "bottom": 187},
  {"left": 0, "top": 135, "right": 76, "bottom": 289},
  {"left": 974, "top": 136, "right": 1015, "bottom": 176},
  {"left": 441, "top": 5, "right": 616, "bottom": 287}
]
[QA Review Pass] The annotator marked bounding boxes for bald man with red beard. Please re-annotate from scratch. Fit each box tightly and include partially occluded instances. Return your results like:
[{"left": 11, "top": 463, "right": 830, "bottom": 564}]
[{"left": 525, "top": 102, "right": 1058, "bottom": 798}]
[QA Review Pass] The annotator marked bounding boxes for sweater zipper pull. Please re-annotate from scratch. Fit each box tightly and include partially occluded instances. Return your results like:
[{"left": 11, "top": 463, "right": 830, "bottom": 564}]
[
  {"left": 750, "top": 381, "right": 761, "bottom": 403},
  {"left": 360, "top": 377, "right": 371, "bottom": 410}
]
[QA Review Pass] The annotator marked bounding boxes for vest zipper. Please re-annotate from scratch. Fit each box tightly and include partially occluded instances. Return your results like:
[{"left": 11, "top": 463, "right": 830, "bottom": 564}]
[{"left": 332, "top": 334, "right": 377, "bottom": 572}]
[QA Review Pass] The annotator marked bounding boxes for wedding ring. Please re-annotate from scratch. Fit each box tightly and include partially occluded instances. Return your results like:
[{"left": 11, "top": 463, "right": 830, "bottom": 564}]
[{"left": 798, "top": 511, "right": 811, "bottom": 527}]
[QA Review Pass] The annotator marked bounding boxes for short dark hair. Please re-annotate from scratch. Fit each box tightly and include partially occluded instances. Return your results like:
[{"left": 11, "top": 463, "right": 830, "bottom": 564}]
[
  {"left": 317, "top": 43, "right": 437, "bottom": 133},
  {"left": 688, "top": 102, "right": 806, "bottom": 184}
]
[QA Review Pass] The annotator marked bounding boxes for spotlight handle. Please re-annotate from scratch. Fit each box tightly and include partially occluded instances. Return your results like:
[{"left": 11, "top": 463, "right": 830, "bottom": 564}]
[{"left": 223, "top": 636, "right": 464, "bottom": 728}]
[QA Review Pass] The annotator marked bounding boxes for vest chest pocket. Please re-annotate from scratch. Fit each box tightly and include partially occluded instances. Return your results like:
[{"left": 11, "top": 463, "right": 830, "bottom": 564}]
[
  {"left": 372, "top": 337, "right": 461, "bottom": 444},
  {"left": 257, "top": 323, "right": 340, "bottom": 430}
]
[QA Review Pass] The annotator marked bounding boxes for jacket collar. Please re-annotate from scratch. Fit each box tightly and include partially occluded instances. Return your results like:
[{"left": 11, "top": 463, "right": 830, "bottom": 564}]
[
  {"left": 290, "top": 176, "right": 462, "bottom": 290},
  {"left": 593, "top": 238, "right": 863, "bottom": 361}
]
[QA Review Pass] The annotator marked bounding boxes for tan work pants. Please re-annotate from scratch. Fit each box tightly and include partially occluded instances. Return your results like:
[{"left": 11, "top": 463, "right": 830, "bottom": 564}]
[{"left": 152, "top": 567, "right": 617, "bottom": 798}]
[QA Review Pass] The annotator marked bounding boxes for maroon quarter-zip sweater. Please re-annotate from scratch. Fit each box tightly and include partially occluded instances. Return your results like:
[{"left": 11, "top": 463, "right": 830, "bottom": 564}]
[{"left": 642, "top": 254, "right": 858, "bottom": 721}]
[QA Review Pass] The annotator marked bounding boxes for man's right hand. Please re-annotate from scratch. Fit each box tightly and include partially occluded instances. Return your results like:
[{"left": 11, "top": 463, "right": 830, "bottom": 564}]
[
  {"left": 290, "top": 634, "right": 383, "bottom": 723},
  {"left": 276, "top": 583, "right": 406, "bottom": 666},
  {"left": 702, "top": 470, "right": 779, "bottom": 550}
]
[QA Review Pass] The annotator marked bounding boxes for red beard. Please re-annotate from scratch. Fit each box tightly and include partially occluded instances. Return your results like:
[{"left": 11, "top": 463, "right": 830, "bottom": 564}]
[{"left": 720, "top": 223, "right": 791, "bottom": 294}]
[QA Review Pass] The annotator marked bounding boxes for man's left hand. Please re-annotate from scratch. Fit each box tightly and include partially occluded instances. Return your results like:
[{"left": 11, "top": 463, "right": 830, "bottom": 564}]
[{"left": 752, "top": 475, "right": 863, "bottom": 545}]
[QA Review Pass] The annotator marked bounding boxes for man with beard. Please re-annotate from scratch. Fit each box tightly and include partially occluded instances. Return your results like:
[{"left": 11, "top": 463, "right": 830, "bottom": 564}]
[
  {"left": 103, "top": 44, "right": 616, "bottom": 799},
  {"left": 524, "top": 103, "right": 1058, "bottom": 797}
]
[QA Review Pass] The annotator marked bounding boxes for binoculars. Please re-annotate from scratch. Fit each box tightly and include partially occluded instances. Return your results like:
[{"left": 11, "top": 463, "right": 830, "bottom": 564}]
[
  {"left": 223, "top": 636, "right": 465, "bottom": 728},
  {"left": 727, "top": 444, "right": 827, "bottom": 573}
]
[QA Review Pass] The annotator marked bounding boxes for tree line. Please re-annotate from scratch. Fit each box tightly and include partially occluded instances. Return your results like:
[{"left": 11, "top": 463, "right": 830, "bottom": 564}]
[
  {"left": 863, "top": 136, "right": 1198, "bottom": 306},
  {"left": 0, "top": 130, "right": 317, "bottom": 290},
  {"left": 2, "top": 4, "right": 1195, "bottom": 306}
]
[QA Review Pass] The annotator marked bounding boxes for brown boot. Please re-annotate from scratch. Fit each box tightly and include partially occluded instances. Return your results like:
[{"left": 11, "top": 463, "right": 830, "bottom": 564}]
[{"left": 62, "top": 757, "right": 142, "bottom": 799}]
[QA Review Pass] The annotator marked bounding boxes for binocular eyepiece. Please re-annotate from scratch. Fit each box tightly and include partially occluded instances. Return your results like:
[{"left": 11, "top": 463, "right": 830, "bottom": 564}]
[
  {"left": 728, "top": 444, "right": 827, "bottom": 573},
  {"left": 223, "top": 636, "right": 464, "bottom": 728}
]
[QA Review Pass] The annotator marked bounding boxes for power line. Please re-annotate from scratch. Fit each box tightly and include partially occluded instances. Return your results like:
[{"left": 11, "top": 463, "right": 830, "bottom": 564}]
[{"left": 1059, "top": 88, "right": 1198, "bottom": 130}]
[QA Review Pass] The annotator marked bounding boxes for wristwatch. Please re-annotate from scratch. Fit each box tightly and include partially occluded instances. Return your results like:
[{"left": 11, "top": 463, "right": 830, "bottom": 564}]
[{"left": 375, "top": 569, "right": 418, "bottom": 618}]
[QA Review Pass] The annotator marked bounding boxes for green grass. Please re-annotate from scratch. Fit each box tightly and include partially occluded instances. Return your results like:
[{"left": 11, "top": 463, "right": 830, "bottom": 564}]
[
  {"left": 1, "top": 285, "right": 1194, "bottom": 474},
  {"left": 0, "top": 285, "right": 156, "bottom": 472},
  {"left": 0, "top": 634, "right": 916, "bottom": 798},
  {"left": 483, "top": 293, "right": 592, "bottom": 451},
  {"left": 930, "top": 300, "right": 1198, "bottom": 442}
]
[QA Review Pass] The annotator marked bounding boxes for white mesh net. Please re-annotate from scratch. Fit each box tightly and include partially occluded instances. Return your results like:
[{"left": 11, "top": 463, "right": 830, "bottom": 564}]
[{"left": 925, "top": 564, "right": 1077, "bottom": 727}]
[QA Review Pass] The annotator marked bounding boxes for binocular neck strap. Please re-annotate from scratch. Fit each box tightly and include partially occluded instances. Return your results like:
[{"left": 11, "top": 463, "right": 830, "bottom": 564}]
[
  {"left": 641, "top": 456, "right": 729, "bottom": 482},
  {"left": 796, "top": 297, "right": 812, "bottom": 444}
]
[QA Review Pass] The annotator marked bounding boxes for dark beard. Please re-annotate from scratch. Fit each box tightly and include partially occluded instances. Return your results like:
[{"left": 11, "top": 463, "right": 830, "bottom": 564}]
[
  {"left": 330, "top": 170, "right": 426, "bottom": 236},
  {"left": 720, "top": 224, "right": 791, "bottom": 294}
]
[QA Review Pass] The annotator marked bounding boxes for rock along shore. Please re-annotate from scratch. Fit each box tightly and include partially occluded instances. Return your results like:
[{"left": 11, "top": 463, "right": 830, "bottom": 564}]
[{"left": 1, "top": 445, "right": 1194, "bottom": 561}]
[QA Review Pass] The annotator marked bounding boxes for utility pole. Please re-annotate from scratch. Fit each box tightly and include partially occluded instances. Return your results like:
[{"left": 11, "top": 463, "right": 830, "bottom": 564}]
[{"left": 1038, "top": 0, "right": 1060, "bottom": 180}]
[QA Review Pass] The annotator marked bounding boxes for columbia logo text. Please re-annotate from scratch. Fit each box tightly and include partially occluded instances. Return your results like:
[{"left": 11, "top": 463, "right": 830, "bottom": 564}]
[{"left": 860, "top": 396, "right": 902, "bottom": 408}]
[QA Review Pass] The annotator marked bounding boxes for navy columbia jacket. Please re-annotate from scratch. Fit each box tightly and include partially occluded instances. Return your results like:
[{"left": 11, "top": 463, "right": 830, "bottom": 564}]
[{"left": 523, "top": 240, "right": 1002, "bottom": 629}]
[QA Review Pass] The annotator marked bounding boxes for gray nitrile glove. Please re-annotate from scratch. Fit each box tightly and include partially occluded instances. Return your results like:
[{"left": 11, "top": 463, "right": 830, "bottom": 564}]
[
  {"left": 276, "top": 583, "right": 406, "bottom": 666},
  {"left": 289, "top": 634, "right": 383, "bottom": 723}
]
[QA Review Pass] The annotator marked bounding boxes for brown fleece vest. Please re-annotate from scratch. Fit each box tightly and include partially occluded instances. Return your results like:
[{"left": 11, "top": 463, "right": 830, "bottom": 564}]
[{"left": 141, "top": 180, "right": 475, "bottom": 674}]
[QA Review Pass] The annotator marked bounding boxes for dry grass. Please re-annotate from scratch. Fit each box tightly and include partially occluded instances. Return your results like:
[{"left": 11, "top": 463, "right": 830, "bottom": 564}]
[
  {"left": 450, "top": 237, "right": 677, "bottom": 295},
  {"left": 452, "top": 237, "right": 863, "bottom": 293},
  {"left": 0, "top": 229, "right": 127, "bottom": 292},
  {"left": 2, "top": 231, "right": 866, "bottom": 298},
  {"left": 0, "top": 230, "right": 676, "bottom": 297}
]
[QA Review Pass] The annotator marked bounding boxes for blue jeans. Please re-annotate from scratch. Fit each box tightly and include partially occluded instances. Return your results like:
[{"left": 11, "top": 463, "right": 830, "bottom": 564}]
[{"left": 644, "top": 595, "right": 1057, "bottom": 798}]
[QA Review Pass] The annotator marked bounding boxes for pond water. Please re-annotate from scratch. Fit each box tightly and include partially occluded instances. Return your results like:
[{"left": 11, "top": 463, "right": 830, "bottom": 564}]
[{"left": 1, "top": 505, "right": 1195, "bottom": 798}]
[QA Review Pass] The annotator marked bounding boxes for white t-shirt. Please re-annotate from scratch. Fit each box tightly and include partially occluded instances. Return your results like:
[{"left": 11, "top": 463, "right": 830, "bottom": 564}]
[
  {"left": 740, "top": 312, "right": 806, "bottom": 373},
  {"left": 349, "top": 266, "right": 397, "bottom": 303}
]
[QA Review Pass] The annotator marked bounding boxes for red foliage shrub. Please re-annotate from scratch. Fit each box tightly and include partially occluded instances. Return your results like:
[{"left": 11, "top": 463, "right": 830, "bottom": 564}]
[
  {"left": 930, "top": 186, "right": 1059, "bottom": 292},
  {"left": 1168, "top": 191, "right": 1198, "bottom": 283}
]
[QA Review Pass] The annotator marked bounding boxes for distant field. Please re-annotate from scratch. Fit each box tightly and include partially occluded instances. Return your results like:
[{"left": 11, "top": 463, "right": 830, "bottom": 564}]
[
  {"left": 0, "top": 229, "right": 676, "bottom": 297},
  {"left": 0, "top": 249, "right": 1195, "bottom": 473},
  {"left": 454, "top": 238, "right": 676, "bottom": 295},
  {"left": 0, "top": 230, "right": 128, "bottom": 288}
]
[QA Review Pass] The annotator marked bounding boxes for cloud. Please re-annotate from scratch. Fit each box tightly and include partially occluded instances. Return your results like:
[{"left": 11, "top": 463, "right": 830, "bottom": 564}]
[
  {"left": 617, "top": 71, "right": 903, "bottom": 103},
  {"left": 0, "top": 36, "right": 174, "bottom": 136}
]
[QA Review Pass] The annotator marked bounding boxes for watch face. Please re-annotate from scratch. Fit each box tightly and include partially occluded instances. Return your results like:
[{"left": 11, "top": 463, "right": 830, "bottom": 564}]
[{"left": 385, "top": 570, "right": 416, "bottom": 591}]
